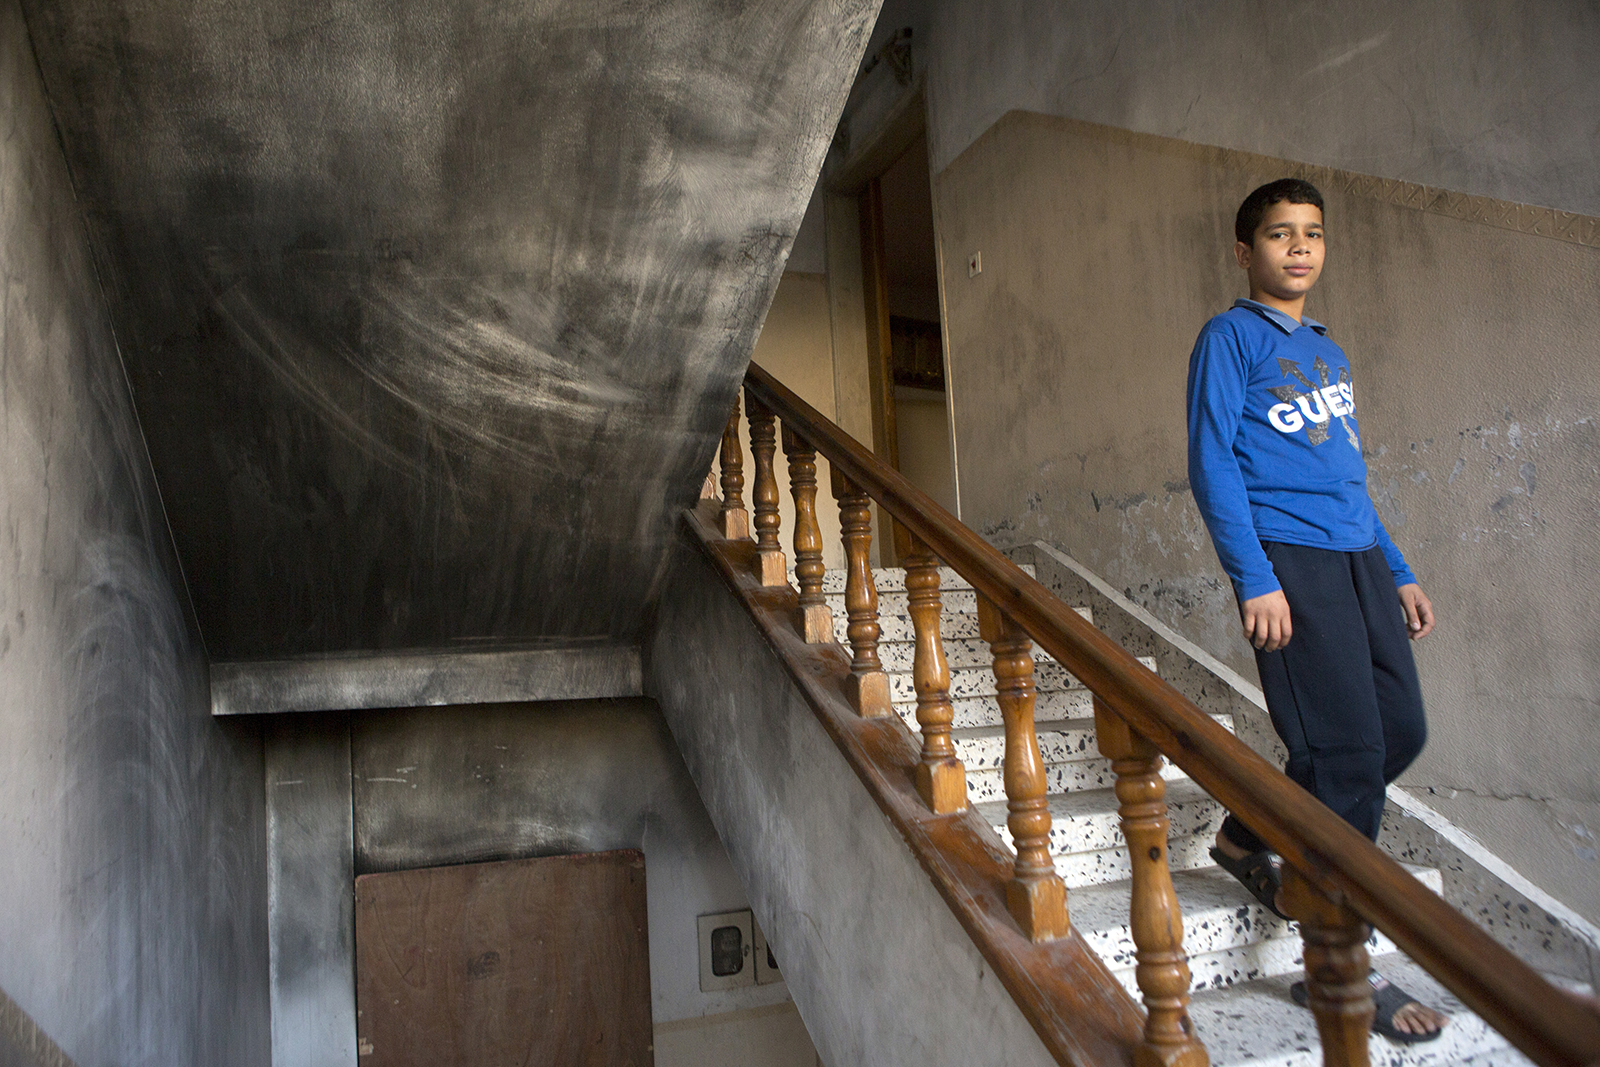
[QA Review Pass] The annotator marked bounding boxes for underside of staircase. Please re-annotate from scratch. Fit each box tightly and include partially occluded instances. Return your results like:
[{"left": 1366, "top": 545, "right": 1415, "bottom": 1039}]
[{"left": 646, "top": 499, "right": 1598, "bottom": 1067}]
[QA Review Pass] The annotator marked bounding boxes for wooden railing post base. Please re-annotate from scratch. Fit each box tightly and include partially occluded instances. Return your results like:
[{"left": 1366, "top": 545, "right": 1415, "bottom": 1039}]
[
  {"left": 845, "top": 671, "right": 891, "bottom": 718},
  {"left": 797, "top": 603, "right": 833, "bottom": 644},
  {"left": 1282, "top": 866, "right": 1373, "bottom": 1067},
  {"left": 1006, "top": 875, "right": 1071, "bottom": 942},
  {"left": 755, "top": 550, "right": 787, "bottom": 587},
  {"left": 915, "top": 758, "right": 967, "bottom": 815}
]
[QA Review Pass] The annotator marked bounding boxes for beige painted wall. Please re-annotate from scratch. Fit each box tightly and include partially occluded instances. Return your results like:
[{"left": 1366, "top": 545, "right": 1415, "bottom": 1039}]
[
  {"left": 895, "top": 384, "right": 956, "bottom": 514},
  {"left": 745, "top": 271, "right": 846, "bottom": 572},
  {"left": 934, "top": 111, "right": 1600, "bottom": 921}
]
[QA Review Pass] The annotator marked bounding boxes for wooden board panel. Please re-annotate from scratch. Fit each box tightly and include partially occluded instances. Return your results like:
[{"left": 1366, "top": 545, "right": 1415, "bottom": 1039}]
[{"left": 355, "top": 850, "right": 652, "bottom": 1066}]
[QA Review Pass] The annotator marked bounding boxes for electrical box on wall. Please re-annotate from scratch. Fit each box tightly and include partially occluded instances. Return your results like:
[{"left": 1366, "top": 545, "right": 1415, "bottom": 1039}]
[
  {"left": 752, "top": 916, "right": 782, "bottom": 986},
  {"left": 696, "top": 910, "right": 755, "bottom": 991}
]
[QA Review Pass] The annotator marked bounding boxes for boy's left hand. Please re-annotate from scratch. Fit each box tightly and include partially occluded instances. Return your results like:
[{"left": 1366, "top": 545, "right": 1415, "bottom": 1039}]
[{"left": 1397, "top": 584, "right": 1435, "bottom": 640}]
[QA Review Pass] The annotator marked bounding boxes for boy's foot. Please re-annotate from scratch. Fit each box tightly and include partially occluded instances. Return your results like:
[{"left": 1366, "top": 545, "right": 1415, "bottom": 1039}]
[
  {"left": 1291, "top": 972, "right": 1448, "bottom": 1043},
  {"left": 1210, "top": 829, "right": 1290, "bottom": 919}
]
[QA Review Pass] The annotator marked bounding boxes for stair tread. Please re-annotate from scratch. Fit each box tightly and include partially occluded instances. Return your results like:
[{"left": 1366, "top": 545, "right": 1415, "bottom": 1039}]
[
  {"left": 1185, "top": 952, "right": 1560, "bottom": 1067},
  {"left": 1071, "top": 863, "right": 1442, "bottom": 944},
  {"left": 948, "top": 710, "right": 1230, "bottom": 744},
  {"left": 1071, "top": 865, "right": 1442, "bottom": 993},
  {"left": 814, "top": 563, "right": 1035, "bottom": 594}
]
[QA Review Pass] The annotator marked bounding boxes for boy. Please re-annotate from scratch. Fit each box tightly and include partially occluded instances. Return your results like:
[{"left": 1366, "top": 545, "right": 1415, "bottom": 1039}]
[{"left": 1186, "top": 179, "right": 1447, "bottom": 1042}]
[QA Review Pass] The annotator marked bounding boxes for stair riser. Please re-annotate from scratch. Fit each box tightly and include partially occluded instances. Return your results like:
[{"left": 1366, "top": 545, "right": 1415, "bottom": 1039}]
[
  {"left": 856, "top": 608, "right": 1087, "bottom": 644},
  {"left": 1104, "top": 925, "right": 1406, "bottom": 998},
  {"left": 861, "top": 614, "right": 984, "bottom": 642},
  {"left": 878, "top": 638, "right": 1065, "bottom": 672},
  {"left": 950, "top": 717, "right": 1233, "bottom": 769},
  {"left": 993, "top": 795, "right": 1224, "bottom": 857},
  {"left": 817, "top": 565, "right": 986, "bottom": 594},
  {"left": 887, "top": 661, "right": 1085, "bottom": 703},
  {"left": 1052, "top": 833, "right": 1218, "bottom": 889},
  {"left": 966, "top": 759, "right": 1187, "bottom": 802},
  {"left": 830, "top": 588, "right": 982, "bottom": 615},
  {"left": 895, "top": 690, "right": 1094, "bottom": 728}
]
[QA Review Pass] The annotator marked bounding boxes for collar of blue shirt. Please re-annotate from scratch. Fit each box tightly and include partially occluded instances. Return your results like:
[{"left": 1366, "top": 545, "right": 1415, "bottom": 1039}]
[{"left": 1231, "top": 297, "right": 1327, "bottom": 336}]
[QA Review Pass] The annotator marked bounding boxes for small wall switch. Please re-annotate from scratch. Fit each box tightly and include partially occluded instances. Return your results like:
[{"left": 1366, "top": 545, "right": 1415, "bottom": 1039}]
[
  {"left": 968, "top": 251, "right": 982, "bottom": 277},
  {"left": 752, "top": 916, "right": 782, "bottom": 986},
  {"left": 697, "top": 910, "right": 755, "bottom": 991}
]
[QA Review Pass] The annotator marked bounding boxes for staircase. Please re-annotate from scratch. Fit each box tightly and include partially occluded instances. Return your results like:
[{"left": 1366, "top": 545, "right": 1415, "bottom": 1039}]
[{"left": 830, "top": 563, "right": 1561, "bottom": 1067}]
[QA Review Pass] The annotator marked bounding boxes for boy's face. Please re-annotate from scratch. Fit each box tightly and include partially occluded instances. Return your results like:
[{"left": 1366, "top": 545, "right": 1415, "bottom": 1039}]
[{"left": 1235, "top": 201, "right": 1324, "bottom": 306}]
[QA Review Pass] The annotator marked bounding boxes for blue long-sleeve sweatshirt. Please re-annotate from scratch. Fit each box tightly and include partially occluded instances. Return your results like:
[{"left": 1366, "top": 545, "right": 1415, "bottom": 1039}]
[{"left": 1186, "top": 299, "right": 1416, "bottom": 602}]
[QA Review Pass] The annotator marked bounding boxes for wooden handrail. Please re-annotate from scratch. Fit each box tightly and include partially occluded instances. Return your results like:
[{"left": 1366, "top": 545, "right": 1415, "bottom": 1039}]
[{"left": 742, "top": 361, "right": 1600, "bottom": 1067}]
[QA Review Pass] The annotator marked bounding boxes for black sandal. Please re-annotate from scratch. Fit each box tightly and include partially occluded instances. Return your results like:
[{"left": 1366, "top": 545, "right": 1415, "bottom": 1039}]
[
  {"left": 1209, "top": 846, "right": 1290, "bottom": 920},
  {"left": 1290, "top": 974, "right": 1447, "bottom": 1044}
]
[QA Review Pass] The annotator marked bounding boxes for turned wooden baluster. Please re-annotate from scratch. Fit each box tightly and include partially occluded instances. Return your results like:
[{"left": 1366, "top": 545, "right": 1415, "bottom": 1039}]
[
  {"left": 1094, "top": 697, "right": 1208, "bottom": 1067},
  {"left": 831, "top": 469, "right": 890, "bottom": 716},
  {"left": 718, "top": 396, "right": 749, "bottom": 539},
  {"left": 977, "top": 597, "right": 1069, "bottom": 941},
  {"left": 905, "top": 536, "right": 966, "bottom": 812},
  {"left": 1281, "top": 866, "right": 1374, "bottom": 1067},
  {"left": 745, "top": 393, "right": 787, "bottom": 586},
  {"left": 783, "top": 425, "right": 832, "bottom": 643}
]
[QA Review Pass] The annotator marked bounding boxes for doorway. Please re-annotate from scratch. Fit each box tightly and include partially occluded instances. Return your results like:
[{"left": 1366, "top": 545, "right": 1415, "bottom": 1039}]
[{"left": 858, "top": 131, "right": 957, "bottom": 564}]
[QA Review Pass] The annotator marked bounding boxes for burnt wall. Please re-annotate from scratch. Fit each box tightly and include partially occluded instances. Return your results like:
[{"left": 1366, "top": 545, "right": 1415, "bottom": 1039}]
[
  {"left": 20, "top": 0, "right": 877, "bottom": 658},
  {"left": 0, "top": 4, "right": 270, "bottom": 1062}
]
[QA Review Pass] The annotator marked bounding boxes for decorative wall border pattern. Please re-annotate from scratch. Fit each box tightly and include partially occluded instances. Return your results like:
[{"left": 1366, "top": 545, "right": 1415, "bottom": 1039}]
[
  {"left": 0, "top": 987, "right": 78, "bottom": 1067},
  {"left": 982, "top": 112, "right": 1600, "bottom": 251}
]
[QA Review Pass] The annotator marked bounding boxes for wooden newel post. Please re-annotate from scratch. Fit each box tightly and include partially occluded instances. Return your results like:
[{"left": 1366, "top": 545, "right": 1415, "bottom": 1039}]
[
  {"left": 977, "top": 596, "right": 1069, "bottom": 941},
  {"left": 831, "top": 468, "right": 890, "bottom": 716},
  {"left": 1094, "top": 698, "right": 1208, "bottom": 1067},
  {"left": 783, "top": 425, "right": 832, "bottom": 643},
  {"left": 718, "top": 396, "right": 749, "bottom": 539},
  {"left": 905, "top": 537, "right": 966, "bottom": 813},
  {"left": 1281, "top": 866, "right": 1374, "bottom": 1067},
  {"left": 745, "top": 392, "right": 787, "bottom": 586}
]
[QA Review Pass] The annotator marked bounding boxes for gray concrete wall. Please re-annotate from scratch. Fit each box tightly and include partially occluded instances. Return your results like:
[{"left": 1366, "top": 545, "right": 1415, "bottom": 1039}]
[
  {"left": 933, "top": 111, "right": 1600, "bottom": 923},
  {"left": 0, "top": 3, "right": 270, "bottom": 1062},
  {"left": 922, "top": 0, "right": 1600, "bottom": 217},
  {"left": 645, "top": 537, "right": 1061, "bottom": 1067}
]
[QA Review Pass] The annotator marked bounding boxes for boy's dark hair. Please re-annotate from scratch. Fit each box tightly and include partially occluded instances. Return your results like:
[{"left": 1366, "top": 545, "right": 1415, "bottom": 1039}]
[{"left": 1235, "top": 179, "right": 1324, "bottom": 245}]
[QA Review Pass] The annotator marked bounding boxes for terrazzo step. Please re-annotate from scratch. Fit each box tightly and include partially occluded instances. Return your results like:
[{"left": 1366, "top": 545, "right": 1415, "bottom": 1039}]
[
  {"left": 865, "top": 612, "right": 985, "bottom": 642},
  {"left": 1073, "top": 864, "right": 1442, "bottom": 998},
  {"left": 898, "top": 689, "right": 1097, "bottom": 730},
  {"left": 816, "top": 563, "right": 1032, "bottom": 594},
  {"left": 832, "top": 587, "right": 983, "bottom": 616},
  {"left": 980, "top": 779, "right": 1227, "bottom": 888},
  {"left": 885, "top": 659, "right": 1104, "bottom": 704},
  {"left": 884, "top": 651, "right": 1158, "bottom": 706},
  {"left": 1184, "top": 953, "right": 1565, "bottom": 1067},
  {"left": 952, "top": 713, "right": 1231, "bottom": 802},
  {"left": 875, "top": 625, "right": 1090, "bottom": 671}
]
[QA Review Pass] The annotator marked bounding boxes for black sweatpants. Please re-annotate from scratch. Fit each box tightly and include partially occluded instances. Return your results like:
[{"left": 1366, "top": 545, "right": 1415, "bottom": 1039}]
[{"left": 1221, "top": 542, "right": 1428, "bottom": 854}]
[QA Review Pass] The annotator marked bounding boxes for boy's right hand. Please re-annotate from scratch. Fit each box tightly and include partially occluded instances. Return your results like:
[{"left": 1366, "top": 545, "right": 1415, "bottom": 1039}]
[{"left": 1241, "top": 590, "right": 1293, "bottom": 651}]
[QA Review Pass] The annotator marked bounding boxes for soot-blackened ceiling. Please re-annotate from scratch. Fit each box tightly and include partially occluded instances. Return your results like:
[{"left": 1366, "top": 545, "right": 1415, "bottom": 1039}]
[{"left": 21, "top": 0, "right": 876, "bottom": 658}]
